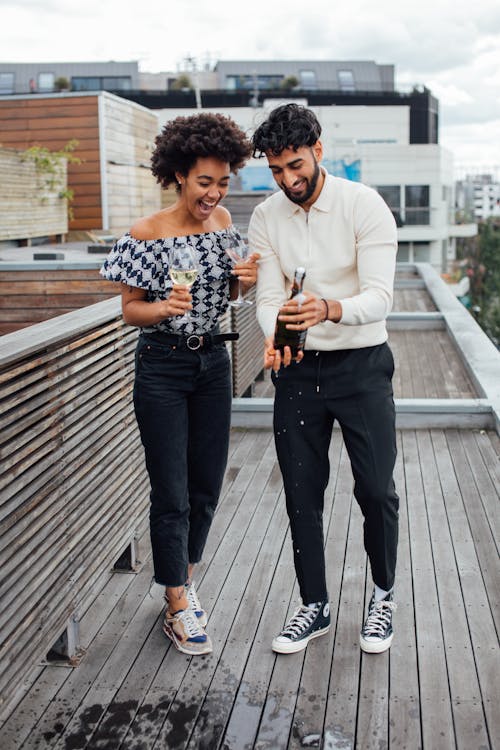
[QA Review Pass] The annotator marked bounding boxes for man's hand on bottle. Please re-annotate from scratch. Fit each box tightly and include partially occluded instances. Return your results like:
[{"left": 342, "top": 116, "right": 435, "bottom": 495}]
[
  {"left": 277, "top": 294, "right": 322, "bottom": 328},
  {"left": 264, "top": 336, "right": 304, "bottom": 370}
]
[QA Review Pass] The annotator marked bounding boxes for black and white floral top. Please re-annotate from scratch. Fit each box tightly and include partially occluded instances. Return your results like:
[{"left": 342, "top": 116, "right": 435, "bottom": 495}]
[{"left": 100, "top": 229, "right": 236, "bottom": 335}]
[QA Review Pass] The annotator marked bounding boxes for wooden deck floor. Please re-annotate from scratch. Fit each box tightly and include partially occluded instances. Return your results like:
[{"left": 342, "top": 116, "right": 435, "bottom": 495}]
[{"left": 2, "top": 425, "right": 498, "bottom": 749}]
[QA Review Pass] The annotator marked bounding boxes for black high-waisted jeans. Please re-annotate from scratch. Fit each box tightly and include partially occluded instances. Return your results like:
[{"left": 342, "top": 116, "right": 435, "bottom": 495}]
[
  {"left": 133, "top": 332, "right": 232, "bottom": 587},
  {"left": 272, "top": 342, "right": 399, "bottom": 604}
]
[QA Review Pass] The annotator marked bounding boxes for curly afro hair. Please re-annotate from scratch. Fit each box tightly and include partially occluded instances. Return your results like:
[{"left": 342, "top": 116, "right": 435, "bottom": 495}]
[
  {"left": 151, "top": 113, "right": 252, "bottom": 189},
  {"left": 252, "top": 103, "right": 322, "bottom": 157}
]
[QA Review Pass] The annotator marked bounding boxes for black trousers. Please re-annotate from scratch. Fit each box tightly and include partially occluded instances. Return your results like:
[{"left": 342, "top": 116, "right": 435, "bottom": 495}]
[
  {"left": 272, "top": 342, "right": 399, "bottom": 604},
  {"left": 133, "top": 332, "right": 232, "bottom": 587}
]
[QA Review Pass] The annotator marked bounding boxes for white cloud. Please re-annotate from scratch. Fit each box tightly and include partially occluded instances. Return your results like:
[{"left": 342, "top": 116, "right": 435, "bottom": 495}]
[{"left": 1, "top": 0, "right": 499, "bottom": 168}]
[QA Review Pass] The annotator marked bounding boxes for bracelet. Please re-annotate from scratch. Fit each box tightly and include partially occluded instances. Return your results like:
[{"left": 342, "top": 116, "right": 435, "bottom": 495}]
[{"left": 321, "top": 298, "right": 329, "bottom": 322}]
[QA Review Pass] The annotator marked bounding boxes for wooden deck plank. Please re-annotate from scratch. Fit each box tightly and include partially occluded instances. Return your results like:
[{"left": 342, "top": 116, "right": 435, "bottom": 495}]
[
  {"left": 445, "top": 431, "right": 500, "bottom": 632},
  {"left": 402, "top": 430, "right": 456, "bottom": 749},
  {"left": 387, "top": 432, "right": 422, "bottom": 749},
  {"left": 417, "top": 430, "right": 490, "bottom": 749}
]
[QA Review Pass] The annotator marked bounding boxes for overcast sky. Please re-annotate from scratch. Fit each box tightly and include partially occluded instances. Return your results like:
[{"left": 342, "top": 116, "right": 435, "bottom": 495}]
[{"left": 1, "top": 0, "right": 499, "bottom": 175}]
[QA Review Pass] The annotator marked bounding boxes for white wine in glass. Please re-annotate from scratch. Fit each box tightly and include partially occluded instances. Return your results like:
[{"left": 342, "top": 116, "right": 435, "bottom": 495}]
[
  {"left": 168, "top": 243, "right": 199, "bottom": 322},
  {"left": 224, "top": 228, "right": 252, "bottom": 307}
]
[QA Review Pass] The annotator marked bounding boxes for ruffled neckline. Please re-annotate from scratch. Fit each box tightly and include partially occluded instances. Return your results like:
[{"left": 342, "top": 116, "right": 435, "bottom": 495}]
[{"left": 125, "top": 227, "right": 233, "bottom": 243}]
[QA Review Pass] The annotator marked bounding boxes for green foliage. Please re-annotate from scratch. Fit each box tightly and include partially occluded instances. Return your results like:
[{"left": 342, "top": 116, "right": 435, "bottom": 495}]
[
  {"left": 280, "top": 75, "right": 299, "bottom": 91},
  {"left": 171, "top": 74, "right": 193, "bottom": 91},
  {"left": 458, "top": 218, "right": 500, "bottom": 347},
  {"left": 21, "top": 140, "right": 81, "bottom": 218},
  {"left": 54, "top": 76, "right": 70, "bottom": 91}
]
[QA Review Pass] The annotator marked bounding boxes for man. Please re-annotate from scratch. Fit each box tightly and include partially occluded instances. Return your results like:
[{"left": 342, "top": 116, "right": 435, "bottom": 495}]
[{"left": 249, "top": 103, "right": 399, "bottom": 655}]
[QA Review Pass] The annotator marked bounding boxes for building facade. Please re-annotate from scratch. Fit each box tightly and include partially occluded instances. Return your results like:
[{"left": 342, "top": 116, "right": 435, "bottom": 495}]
[
  {"left": 456, "top": 174, "right": 500, "bottom": 222},
  {"left": 153, "top": 97, "right": 473, "bottom": 270},
  {"left": 0, "top": 61, "right": 140, "bottom": 95}
]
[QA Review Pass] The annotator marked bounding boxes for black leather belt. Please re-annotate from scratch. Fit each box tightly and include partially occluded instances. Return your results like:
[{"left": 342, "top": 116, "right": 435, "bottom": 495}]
[{"left": 144, "top": 330, "right": 239, "bottom": 351}]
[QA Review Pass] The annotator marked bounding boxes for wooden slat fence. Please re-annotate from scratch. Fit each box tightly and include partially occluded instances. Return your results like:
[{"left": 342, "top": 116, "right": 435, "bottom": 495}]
[
  {"left": 0, "top": 267, "right": 119, "bottom": 335},
  {"left": 225, "top": 287, "right": 265, "bottom": 397},
  {"left": 0, "top": 147, "right": 68, "bottom": 242},
  {"left": 0, "top": 300, "right": 149, "bottom": 715}
]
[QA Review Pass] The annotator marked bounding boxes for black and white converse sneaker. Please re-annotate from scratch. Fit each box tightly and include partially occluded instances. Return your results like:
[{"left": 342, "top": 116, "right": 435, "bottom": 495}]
[
  {"left": 360, "top": 590, "right": 396, "bottom": 653},
  {"left": 272, "top": 601, "right": 330, "bottom": 654}
]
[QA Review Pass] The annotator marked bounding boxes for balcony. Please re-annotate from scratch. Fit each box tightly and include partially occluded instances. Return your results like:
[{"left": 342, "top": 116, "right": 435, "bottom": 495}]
[{"left": 0, "top": 263, "right": 498, "bottom": 749}]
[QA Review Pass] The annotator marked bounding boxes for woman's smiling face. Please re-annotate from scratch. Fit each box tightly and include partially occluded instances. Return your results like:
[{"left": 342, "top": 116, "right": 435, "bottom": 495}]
[{"left": 177, "top": 157, "right": 231, "bottom": 222}]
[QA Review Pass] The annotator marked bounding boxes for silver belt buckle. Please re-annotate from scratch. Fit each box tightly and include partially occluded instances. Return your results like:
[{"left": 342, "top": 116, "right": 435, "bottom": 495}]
[{"left": 186, "top": 334, "right": 202, "bottom": 350}]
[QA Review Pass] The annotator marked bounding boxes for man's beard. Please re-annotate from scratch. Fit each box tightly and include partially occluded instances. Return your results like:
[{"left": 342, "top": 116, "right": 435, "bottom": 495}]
[{"left": 283, "top": 160, "right": 320, "bottom": 205}]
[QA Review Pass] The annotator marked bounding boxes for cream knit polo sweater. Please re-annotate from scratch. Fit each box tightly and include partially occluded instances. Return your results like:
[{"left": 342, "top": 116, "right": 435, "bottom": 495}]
[{"left": 249, "top": 170, "right": 398, "bottom": 351}]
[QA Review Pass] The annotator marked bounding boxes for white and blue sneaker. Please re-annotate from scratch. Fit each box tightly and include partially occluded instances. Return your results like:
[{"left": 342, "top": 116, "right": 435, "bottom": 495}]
[
  {"left": 272, "top": 601, "right": 331, "bottom": 654},
  {"left": 163, "top": 608, "right": 212, "bottom": 656},
  {"left": 164, "top": 580, "right": 207, "bottom": 628},
  {"left": 360, "top": 590, "right": 396, "bottom": 653}
]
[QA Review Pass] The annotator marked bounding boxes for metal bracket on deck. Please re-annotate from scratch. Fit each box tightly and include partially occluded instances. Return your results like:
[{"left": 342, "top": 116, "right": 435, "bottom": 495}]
[
  {"left": 113, "top": 533, "right": 142, "bottom": 573},
  {"left": 43, "top": 613, "right": 85, "bottom": 667}
]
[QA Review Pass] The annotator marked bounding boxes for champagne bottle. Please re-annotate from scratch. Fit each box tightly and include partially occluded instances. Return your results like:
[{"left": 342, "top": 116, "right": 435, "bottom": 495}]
[{"left": 273, "top": 267, "right": 307, "bottom": 359}]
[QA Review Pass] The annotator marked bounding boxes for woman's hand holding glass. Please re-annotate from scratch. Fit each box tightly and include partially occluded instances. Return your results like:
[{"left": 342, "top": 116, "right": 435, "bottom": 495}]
[
  {"left": 168, "top": 243, "right": 199, "bottom": 322},
  {"left": 224, "top": 228, "right": 260, "bottom": 307}
]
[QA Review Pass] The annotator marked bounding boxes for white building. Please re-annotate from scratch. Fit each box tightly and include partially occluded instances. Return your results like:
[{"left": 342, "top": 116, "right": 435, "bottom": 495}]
[{"left": 155, "top": 100, "right": 476, "bottom": 270}]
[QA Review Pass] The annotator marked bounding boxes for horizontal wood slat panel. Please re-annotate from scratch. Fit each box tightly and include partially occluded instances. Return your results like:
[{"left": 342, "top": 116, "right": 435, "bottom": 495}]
[
  {"left": 0, "top": 307, "right": 148, "bottom": 711},
  {"left": 228, "top": 287, "right": 265, "bottom": 397},
  {"left": 0, "top": 269, "right": 118, "bottom": 333}
]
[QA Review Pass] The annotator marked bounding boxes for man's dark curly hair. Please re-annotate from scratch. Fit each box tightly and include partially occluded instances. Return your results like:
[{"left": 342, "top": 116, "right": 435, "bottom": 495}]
[
  {"left": 252, "top": 103, "right": 322, "bottom": 157},
  {"left": 151, "top": 113, "right": 252, "bottom": 189}
]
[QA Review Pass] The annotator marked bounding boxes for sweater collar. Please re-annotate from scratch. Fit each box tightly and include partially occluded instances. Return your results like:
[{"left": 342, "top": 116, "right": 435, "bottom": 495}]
[{"left": 284, "top": 166, "right": 332, "bottom": 217}]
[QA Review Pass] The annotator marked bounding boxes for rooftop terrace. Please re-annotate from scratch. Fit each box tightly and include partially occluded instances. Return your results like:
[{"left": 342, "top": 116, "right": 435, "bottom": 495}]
[{"left": 0, "top": 263, "right": 498, "bottom": 749}]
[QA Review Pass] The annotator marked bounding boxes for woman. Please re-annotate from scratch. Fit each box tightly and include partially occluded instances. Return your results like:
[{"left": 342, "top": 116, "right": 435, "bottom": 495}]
[{"left": 101, "top": 113, "right": 257, "bottom": 655}]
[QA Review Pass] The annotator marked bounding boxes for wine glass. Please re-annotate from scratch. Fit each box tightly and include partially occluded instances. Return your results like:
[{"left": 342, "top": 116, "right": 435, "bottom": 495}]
[
  {"left": 224, "top": 228, "right": 253, "bottom": 307},
  {"left": 168, "top": 243, "right": 199, "bottom": 323}
]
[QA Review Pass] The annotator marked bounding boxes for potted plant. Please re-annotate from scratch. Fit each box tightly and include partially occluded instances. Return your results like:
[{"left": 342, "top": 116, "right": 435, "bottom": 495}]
[{"left": 54, "top": 76, "right": 70, "bottom": 92}]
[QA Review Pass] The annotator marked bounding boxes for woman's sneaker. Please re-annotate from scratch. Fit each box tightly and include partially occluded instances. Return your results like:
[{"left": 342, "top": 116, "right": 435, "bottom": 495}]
[
  {"left": 163, "top": 608, "right": 212, "bottom": 655},
  {"left": 164, "top": 581, "right": 207, "bottom": 627},
  {"left": 360, "top": 591, "right": 396, "bottom": 653},
  {"left": 272, "top": 601, "right": 330, "bottom": 654}
]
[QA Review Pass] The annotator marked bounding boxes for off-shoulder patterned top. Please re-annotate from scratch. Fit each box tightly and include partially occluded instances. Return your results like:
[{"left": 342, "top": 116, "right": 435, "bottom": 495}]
[{"left": 100, "top": 228, "right": 238, "bottom": 335}]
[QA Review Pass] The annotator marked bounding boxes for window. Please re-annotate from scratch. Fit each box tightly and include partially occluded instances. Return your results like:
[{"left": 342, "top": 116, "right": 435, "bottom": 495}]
[
  {"left": 376, "top": 186, "right": 403, "bottom": 226},
  {"left": 299, "top": 70, "right": 317, "bottom": 90},
  {"left": 72, "top": 77, "right": 100, "bottom": 91},
  {"left": 413, "top": 243, "right": 430, "bottom": 262},
  {"left": 102, "top": 77, "right": 132, "bottom": 91},
  {"left": 0, "top": 72, "right": 14, "bottom": 94},
  {"left": 405, "top": 185, "right": 430, "bottom": 225},
  {"left": 338, "top": 70, "right": 355, "bottom": 92},
  {"left": 397, "top": 243, "right": 410, "bottom": 262},
  {"left": 72, "top": 76, "right": 132, "bottom": 91},
  {"left": 38, "top": 72, "right": 55, "bottom": 91},
  {"left": 225, "top": 74, "right": 282, "bottom": 91}
]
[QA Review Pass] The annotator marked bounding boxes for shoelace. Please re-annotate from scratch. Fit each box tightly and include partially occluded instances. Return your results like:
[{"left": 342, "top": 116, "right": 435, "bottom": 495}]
[
  {"left": 185, "top": 582, "right": 202, "bottom": 612},
  {"left": 174, "top": 608, "right": 205, "bottom": 639},
  {"left": 281, "top": 604, "right": 320, "bottom": 637},
  {"left": 164, "top": 582, "right": 203, "bottom": 612},
  {"left": 363, "top": 600, "right": 397, "bottom": 637}
]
